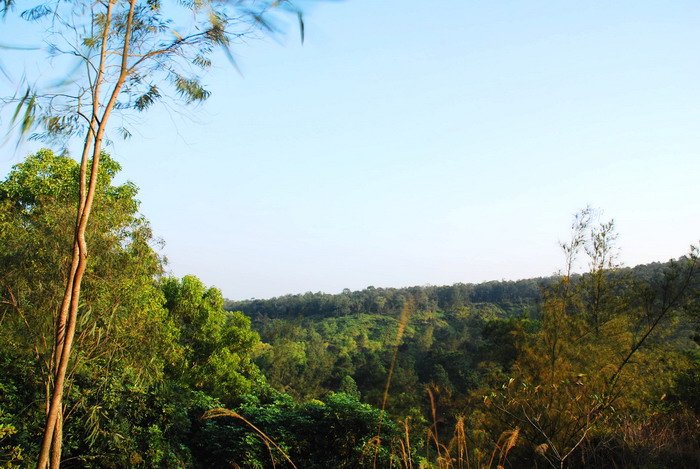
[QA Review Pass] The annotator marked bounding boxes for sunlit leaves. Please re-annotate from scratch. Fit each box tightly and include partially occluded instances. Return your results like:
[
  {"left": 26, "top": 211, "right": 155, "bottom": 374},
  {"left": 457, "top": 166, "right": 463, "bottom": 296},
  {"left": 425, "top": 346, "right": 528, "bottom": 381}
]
[
  {"left": 173, "top": 76, "right": 210, "bottom": 103},
  {"left": 193, "top": 54, "right": 211, "bottom": 69},
  {"left": 40, "top": 114, "right": 81, "bottom": 139},
  {"left": 146, "top": 0, "right": 161, "bottom": 12},
  {"left": 0, "top": 149, "right": 77, "bottom": 206},
  {"left": 161, "top": 276, "right": 263, "bottom": 405},
  {"left": 82, "top": 36, "right": 99, "bottom": 49},
  {"left": 0, "top": 152, "right": 185, "bottom": 466},
  {"left": 205, "top": 10, "right": 230, "bottom": 46}
]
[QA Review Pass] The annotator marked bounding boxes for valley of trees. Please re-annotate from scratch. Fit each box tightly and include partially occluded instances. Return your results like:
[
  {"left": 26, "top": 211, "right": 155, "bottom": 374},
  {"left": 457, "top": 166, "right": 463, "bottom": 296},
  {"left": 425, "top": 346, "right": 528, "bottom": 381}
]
[
  {"left": 1, "top": 150, "right": 698, "bottom": 467},
  {"left": 1, "top": 1, "right": 698, "bottom": 468},
  {"left": 227, "top": 247, "right": 700, "bottom": 468}
]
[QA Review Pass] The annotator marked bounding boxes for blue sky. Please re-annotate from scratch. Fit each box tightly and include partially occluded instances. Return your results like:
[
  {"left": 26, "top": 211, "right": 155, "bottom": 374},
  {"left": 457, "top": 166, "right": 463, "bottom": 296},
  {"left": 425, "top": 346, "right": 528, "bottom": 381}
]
[{"left": 2, "top": 1, "right": 699, "bottom": 299}]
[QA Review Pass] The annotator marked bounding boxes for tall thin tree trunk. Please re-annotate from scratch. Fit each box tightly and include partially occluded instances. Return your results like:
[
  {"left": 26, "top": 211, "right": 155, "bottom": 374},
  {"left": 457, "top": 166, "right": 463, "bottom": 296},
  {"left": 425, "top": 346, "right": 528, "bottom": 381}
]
[
  {"left": 36, "top": 2, "right": 135, "bottom": 466},
  {"left": 37, "top": 231, "right": 89, "bottom": 469},
  {"left": 50, "top": 412, "right": 62, "bottom": 469}
]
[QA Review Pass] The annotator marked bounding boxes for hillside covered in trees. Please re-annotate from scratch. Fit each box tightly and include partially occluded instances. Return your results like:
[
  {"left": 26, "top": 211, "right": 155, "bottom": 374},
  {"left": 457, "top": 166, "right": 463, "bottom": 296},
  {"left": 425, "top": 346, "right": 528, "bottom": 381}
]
[
  {"left": 227, "top": 260, "right": 700, "bottom": 465},
  {"left": 1, "top": 150, "right": 699, "bottom": 468}
]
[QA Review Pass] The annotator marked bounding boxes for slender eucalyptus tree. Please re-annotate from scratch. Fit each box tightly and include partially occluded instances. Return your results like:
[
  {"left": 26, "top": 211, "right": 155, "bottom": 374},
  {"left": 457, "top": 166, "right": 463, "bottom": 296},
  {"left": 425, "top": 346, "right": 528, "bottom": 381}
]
[{"left": 2, "top": 1, "right": 303, "bottom": 467}]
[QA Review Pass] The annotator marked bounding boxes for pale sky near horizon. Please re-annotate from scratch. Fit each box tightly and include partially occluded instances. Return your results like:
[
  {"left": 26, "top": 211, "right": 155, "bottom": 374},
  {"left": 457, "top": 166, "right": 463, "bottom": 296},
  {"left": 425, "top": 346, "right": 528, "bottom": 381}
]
[{"left": 1, "top": 1, "right": 699, "bottom": 300}]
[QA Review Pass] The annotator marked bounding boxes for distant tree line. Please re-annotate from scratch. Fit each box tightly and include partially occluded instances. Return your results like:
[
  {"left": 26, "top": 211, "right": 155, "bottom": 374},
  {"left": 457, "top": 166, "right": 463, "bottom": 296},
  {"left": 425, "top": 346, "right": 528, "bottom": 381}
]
[{"left": 226, "top": 278, "right": 550, "bottom": 320}]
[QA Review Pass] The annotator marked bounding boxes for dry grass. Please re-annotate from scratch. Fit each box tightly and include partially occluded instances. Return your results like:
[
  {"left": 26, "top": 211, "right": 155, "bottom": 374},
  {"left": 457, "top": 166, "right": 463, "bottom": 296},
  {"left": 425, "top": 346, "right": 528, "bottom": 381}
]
[
  {"left": 388, "top": 387, "right": 519, "bottom": 469},
  {"left": 617, "top": 409, "right": 700, "bottom": 467}
]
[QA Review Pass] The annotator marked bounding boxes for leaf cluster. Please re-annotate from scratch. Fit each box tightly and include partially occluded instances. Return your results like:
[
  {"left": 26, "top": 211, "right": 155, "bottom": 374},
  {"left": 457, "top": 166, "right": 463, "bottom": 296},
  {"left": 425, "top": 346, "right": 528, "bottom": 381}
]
[{"left": 3, "top": 0, "right": 305, "bottom": 148}]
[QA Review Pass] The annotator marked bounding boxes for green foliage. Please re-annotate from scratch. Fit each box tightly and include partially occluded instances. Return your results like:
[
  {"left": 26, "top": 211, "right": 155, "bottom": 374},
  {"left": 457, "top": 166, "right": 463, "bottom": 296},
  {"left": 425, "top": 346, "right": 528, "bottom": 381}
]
[
  {"left": 672, "top": 350, "right": 700, "bottom": 413},
  {"left": 162, "top": 275, "right": 264, "bottom": 405},
  {"left": 338, "top": 375, "right": 361, "bottom": 400},
  {"left": 227, "top": 279, "right": 545, "bottom": 321},
  {"left": 0, "top": 352, "right": 42, "bottom": 468},
  {"left": 0, "top": 150, "right": 178, "bottom": 465},
  {"left": 475, "top": 212, "right": 700, "bottom": 468},
  {"left": 64, "top": 380, "right": 220, "bottom": 468},
  {"left": 194, "top": 391, "right": 399, "bottom": 468},
  {"left": 0, "top": 149, "right": 177, "bottom": 382},
  {"left": 248, "top": 294, "right": 541, "bottom": 433}
]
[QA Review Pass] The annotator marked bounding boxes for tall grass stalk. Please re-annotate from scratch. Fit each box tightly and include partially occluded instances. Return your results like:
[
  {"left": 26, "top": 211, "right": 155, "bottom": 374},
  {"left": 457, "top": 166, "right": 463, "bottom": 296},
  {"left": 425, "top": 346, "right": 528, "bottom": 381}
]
[
  {"left": 403, "top": 390, "right": 519, "bottom": 469},
  {"left": 202, "top": 408, "right": 297, "bottom": 469},
  {"left": 374, "top": 300, "right": 414, "bottom": 468}
]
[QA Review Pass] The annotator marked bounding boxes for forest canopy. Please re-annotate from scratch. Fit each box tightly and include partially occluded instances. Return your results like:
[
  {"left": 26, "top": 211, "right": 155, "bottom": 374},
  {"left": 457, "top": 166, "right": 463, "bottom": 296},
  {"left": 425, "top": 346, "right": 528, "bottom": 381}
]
[{"left": 1, "top": 150, "right": 699, "bottom": 468}]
